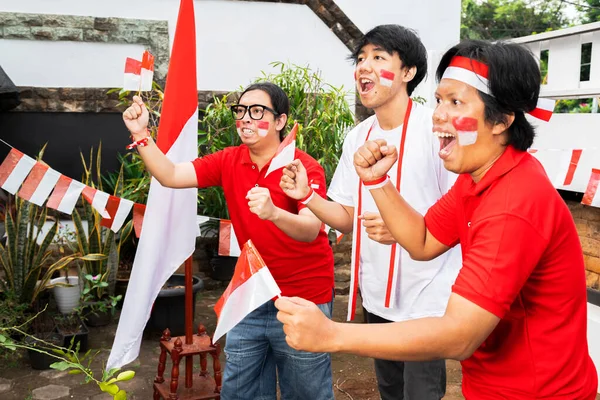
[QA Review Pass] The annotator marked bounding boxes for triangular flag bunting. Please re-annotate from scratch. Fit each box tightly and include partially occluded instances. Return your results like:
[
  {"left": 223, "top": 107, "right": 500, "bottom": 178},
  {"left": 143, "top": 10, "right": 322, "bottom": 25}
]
[
  {"left": 46, "top": 176, "right": 85, "bottom": 215},
  {"left": 264, "top": 122, "right": 298, "bottom": 177},
  {"left": 219, "top": 219, "right": 241, "bottom": 257},
  {"left": 0, "top": 149, "right": 37, "bottom": 195},
  {"left": 582, "top": 169, "right": 600, "bottom": 207},
  {"left": 100, "top": 195, "right": 134, "bottom": 233},
  {"left": 81, "top": 186, "right": 111, "bottom": 219},
  {"left": 213, "top": 240, "right": 281, "bottom": 342},
  {"left": 17, "top": 162, "right": 60, "bottom": 206},
  {"left": 132, "top": 203, "right": 146, "bottom": 238}
]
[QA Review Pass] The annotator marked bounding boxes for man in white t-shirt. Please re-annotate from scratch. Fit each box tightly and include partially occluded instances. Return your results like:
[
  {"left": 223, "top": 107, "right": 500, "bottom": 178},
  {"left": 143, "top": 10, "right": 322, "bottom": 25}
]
[{"left": 280, "top": 24, "right": 461, "bottom": 399}]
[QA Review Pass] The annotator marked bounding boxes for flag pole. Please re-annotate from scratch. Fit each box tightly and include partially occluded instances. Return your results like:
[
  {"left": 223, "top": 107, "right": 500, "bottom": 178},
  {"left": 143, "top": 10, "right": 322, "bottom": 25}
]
[{"left": 184, "top": 255, "right": 194, "bottom": 388}]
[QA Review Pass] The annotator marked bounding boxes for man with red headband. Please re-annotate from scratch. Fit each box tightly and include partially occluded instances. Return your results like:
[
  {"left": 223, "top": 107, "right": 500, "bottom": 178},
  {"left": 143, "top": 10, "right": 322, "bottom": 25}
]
[{"left": 275, "top": 39, "right": 599, "bottom": 399}]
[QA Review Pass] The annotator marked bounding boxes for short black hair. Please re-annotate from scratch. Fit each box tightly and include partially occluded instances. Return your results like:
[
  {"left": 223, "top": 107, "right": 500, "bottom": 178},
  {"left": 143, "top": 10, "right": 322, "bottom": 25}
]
[
  {"left": 239, "top": 82, "right": 289, "bottom": 141},
  {"left": 436, "top": 40, "right": 541, "bottom": 151},
  {"left": 351, "top": 24, "right": 428, "bottom": 96}
]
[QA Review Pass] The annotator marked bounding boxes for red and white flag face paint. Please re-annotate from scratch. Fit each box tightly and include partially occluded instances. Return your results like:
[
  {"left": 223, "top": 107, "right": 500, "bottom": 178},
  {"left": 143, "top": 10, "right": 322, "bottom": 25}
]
[
  {"left": 46, "top": 176, "right": 85, "bottom": 214},
  {"left": 379, "top": 69, "right": 395, "bottom": 88},
  {"left": 453, "top": 116, "right": 478, "bottom": 146},
  {"left": 140, "top": 50, "right": 154, "bottom": 92},
  {"left": 81, "top": 186, "right": 110, "bottom": 218},
  {"left": 17, "top": 162, "right": 61, "bottom": 206},
  {"left": 0, "top": 149, "right": 36, "bottom": 195},
  {"left": 123, "top": 57, "right": 142, "bottom": 91},
  {"left": 213, "top": 240, "right": 281, "bottom": 342},
  {"left": 219, "top": 219, "right": 241, "bottom": 257},
  {"left": 235, "top": 120, "right": 243, "bottom": 137},
  {"left": 582, "top": 169, "right": 600, "bottom": 207},
  {"left": 100, "top": 195, "right": 134, "bottom": 233},
  {"left": 257, "top": 120, "right": 269, "bottom": 137},
  {"left": 264, "top": 122, "right": 298, "bottom": 177}
]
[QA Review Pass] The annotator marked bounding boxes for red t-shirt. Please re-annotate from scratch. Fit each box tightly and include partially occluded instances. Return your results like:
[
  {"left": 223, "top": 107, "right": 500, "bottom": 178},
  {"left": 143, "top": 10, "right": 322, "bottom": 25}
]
[
  {"left": 425, "top": 145, "right": 598, "bottom": 399},
  {"left": 192, "top": 145, "right": 334, "bottom": 304}
]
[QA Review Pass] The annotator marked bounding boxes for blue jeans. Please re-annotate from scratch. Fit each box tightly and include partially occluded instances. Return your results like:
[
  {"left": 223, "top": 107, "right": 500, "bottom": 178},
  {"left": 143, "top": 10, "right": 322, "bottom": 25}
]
[{"left": 220, "top": 299, "right": 334, "bottom": 400}]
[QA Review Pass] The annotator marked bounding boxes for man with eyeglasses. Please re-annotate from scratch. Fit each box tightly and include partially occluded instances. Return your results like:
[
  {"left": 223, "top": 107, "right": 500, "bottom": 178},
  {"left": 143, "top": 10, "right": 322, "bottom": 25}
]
[{"left": 122, "top": 81, "right": 335, "bottom": 400}]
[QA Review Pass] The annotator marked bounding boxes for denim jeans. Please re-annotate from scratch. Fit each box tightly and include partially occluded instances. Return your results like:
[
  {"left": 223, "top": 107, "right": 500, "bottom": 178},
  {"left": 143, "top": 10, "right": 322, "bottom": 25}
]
[
  {"left": 364, "top": 309, "right": 446, "bottom": 400},
  {"left": 220, "top": 299, "right": 335, "bottom": 400}
]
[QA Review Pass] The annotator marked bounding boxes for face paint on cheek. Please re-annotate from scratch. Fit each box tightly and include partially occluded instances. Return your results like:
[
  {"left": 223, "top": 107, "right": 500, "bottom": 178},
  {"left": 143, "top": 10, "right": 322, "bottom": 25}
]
[
  {"left": 379, "top": 69, "right": 395, "bottom": 88},
  {"left": 354, "top": 70, "right": 358, "bottom": 81},
  {"left": 257, "top": 120, "right": 270, "bottom": 137},
  {"left": 235, "top": 120, "right": 243, "bottom": 136},
  {"left": 452, "top": 117, "right": 479, "bottom": 146}
]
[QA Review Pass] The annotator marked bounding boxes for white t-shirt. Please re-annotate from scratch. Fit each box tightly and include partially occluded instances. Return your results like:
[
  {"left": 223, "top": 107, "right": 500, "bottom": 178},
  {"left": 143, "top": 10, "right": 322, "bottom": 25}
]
[{"left": 328, "top": 102, "right": 462, "bottom": 321}]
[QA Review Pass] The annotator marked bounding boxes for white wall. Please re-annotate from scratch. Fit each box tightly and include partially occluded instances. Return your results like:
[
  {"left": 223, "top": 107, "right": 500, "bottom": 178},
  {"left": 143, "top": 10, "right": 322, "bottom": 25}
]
[
  {"left": 335, "top": 0, "right": 462, "bottom": 104},
  {"left": 0, "top": 0, "right": 461, "bottom": 104},
  {"left": 0, "top": 0, "right": 354, "bottom": 94}
]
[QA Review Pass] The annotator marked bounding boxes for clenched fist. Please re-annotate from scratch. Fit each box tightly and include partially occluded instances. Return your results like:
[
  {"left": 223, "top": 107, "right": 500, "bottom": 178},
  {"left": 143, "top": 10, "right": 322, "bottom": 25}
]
[
  {"left": 122, "top": 95, "right": 149, "bottom": 140},
  {"left": 247, "top": 187, "right": 279, "bottom": 221},
  {"left": 280, "top": 159, "right": 310, "bottom": 200},
  {"left": 353, "top": 139, "right": 398, "bottom": 182}
]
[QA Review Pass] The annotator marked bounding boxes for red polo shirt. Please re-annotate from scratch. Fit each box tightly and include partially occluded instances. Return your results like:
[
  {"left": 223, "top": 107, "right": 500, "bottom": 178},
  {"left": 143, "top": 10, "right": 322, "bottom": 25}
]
[
  {"left": 192, "top": 145, "right": 334, "bottom": 304},
  {"left": 425, "top": 145, "right": 598, "bottom": 399}
]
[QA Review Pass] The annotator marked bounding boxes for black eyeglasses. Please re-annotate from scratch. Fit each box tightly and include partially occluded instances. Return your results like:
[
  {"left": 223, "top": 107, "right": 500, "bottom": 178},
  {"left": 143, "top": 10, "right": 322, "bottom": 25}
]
[{"left": 230, "top": 104, "right": 279, "bottom": 120}]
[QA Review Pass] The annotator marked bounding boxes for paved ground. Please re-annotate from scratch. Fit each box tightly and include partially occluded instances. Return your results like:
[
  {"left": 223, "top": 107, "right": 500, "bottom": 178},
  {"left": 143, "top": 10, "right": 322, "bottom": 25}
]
[{"left": 0, "top": 289, "right": 598, "bottom": 399}]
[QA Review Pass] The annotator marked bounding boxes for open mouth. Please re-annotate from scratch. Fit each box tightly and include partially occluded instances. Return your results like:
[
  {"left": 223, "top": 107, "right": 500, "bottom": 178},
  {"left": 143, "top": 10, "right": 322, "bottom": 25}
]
[
  {"left": 359, "top": 78, "right": 375, "bottom": 94},
  {"left": 435, "top": 132, "right": 457, "bottom": 159}
]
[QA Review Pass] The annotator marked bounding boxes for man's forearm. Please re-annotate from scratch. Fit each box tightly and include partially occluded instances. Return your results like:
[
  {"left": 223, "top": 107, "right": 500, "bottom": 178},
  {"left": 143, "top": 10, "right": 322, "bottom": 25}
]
[
  {"left": 305, "top": 194, "right": 354, "bottom": 234},
  {"left": 135, "top": 139, "right": 178, "bottom": 186},
  {"left": 330, "top": 316, "right": 469, "bottom": 361},
  {"left": 369, "top": 181, "right": 436, "bottom": 260},
  {"left": 270, "top": 209, "right": 321, "bottom": 242}
]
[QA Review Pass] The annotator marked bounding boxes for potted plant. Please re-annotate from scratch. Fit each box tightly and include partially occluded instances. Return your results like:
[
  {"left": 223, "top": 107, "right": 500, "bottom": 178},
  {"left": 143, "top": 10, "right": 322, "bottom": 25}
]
[
  {"left": 80, "top": 273, "right": 122, "bottom": 327},
  {"left": 53, "top": 311, "right": 89, "bottom": 352}
]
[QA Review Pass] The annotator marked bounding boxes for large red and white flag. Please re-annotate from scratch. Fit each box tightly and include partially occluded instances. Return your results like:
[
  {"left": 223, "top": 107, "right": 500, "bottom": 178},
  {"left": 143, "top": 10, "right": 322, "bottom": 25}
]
[
  {"left": 213, "top": 240, "right": 281, "bottom": 342},
  {"left": 107, "top": 0, "right": 199, "bottom": 370},
  {"left": 219, "top": 219, "right": 241, "bottom": 257},
  {"left": 264, "top": 122, "right": 298, "bottom": 177},
  {"left": 46, "top": 175, "right": 85, "bottom": 215},
  {"left": 582, "top": 169, "right": 600, "bottom": 207},
  {"left": 17, "top": 162, "right": 60, "bottom": 206},
  {"left": 0, "top": 149, "right": 36, "bottom": 195},
  {"left": 100, "top": 195, "right": 134, "bottom": 233}
]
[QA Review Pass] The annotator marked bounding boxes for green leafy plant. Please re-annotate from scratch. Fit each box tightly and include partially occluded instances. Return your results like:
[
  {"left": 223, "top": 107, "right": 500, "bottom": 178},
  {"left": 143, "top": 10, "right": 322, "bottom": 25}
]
[
  {"left": 79, "top": 274, "right": 122, "bottom": 318},
  {"left": 1, "top": 309, "right": 135, "bottom": 399},
  {"left": 71, "top": 147, "right": 133, "bottom": 302}
]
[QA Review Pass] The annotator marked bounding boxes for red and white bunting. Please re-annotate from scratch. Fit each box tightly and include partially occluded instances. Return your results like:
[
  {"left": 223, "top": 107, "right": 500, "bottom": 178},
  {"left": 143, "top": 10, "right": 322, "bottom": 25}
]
[
  {"left": 324, "top": 224, "right": 344, "bottom": 244},
  {"left": 213, "top": 240, "right": 280, "bottom": 342},
  {"left": 562, "top": 149, "right": 583, "bottom": 186},
  {"left": 46, "top": 176, "right": 85, "bottom": 215},
  {"left": 100, "top": 195, "right": 134, "bottom": 233},
  {"left": 264, "top": 122, "right": 298, "bottom": 177},
  {"left": 123, "top": 57, "right": 142, "bottom": 91},
  {"left": 582, "top": 169, "right": 600, "bottom": 208},
  {"left": 219, "top": 219, "right": 241, "bottom": 257},
  {"left": 81, "top": 186, "right": 111, "bottom": 218},
  {"left": 132, "top": 203, "right": 146, "bottom": 238},
  {"left": 0, "top": 149, "right": 37, "bottom": 195},
  {"left": 140, "top": 50, "right": 155, "bottom": 92},
  {"left": 379, "top": 69, "right": 395, "bottom": 88},
  {"left": 17, "top": 162, "right": 60, "bottom": 206}
]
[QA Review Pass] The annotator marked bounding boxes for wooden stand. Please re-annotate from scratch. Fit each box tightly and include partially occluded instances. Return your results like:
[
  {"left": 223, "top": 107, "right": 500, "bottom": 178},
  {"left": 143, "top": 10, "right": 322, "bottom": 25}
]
[{"left": 153, "top": 257, "right": 221, "bottom": 400}]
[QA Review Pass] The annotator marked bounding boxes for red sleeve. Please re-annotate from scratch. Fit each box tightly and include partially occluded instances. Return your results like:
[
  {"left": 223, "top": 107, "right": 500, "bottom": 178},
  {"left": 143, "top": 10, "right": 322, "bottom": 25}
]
[
  {"left": 191, "top": 150, "right": 226, "bottom": 188},
  {"left": 453, "top": 214, "right": 548, "bottom": 318},
  {"left": 297, "top": 152, "right": 327, "bottom": 211},
  {"left": 424, "top": 182, "right": 460, "bottom": 247}
]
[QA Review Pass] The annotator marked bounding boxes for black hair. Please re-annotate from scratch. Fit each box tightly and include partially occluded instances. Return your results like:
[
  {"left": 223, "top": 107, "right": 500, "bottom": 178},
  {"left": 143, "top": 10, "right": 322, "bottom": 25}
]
[
  {"left": 239, "top": 82, "right": 289, "bottom": 141},
  {"left": 436, "top": 40, "right": 541, "bottom": 151},
  {"left": 350, "top": 24, "right": 428, "bottom": 96}
]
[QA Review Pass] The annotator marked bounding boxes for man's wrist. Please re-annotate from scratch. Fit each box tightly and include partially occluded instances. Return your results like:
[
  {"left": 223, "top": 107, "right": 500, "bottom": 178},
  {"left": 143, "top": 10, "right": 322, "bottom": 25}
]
[
  {"left": 130, "top": 128, "right": 150, "bottom": 141},
  {"left": 363, "top": 175, "right": 390, "bottom": 190},
  {"left": 299, "top": 187, "right": 315, "bottom": 205}
]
